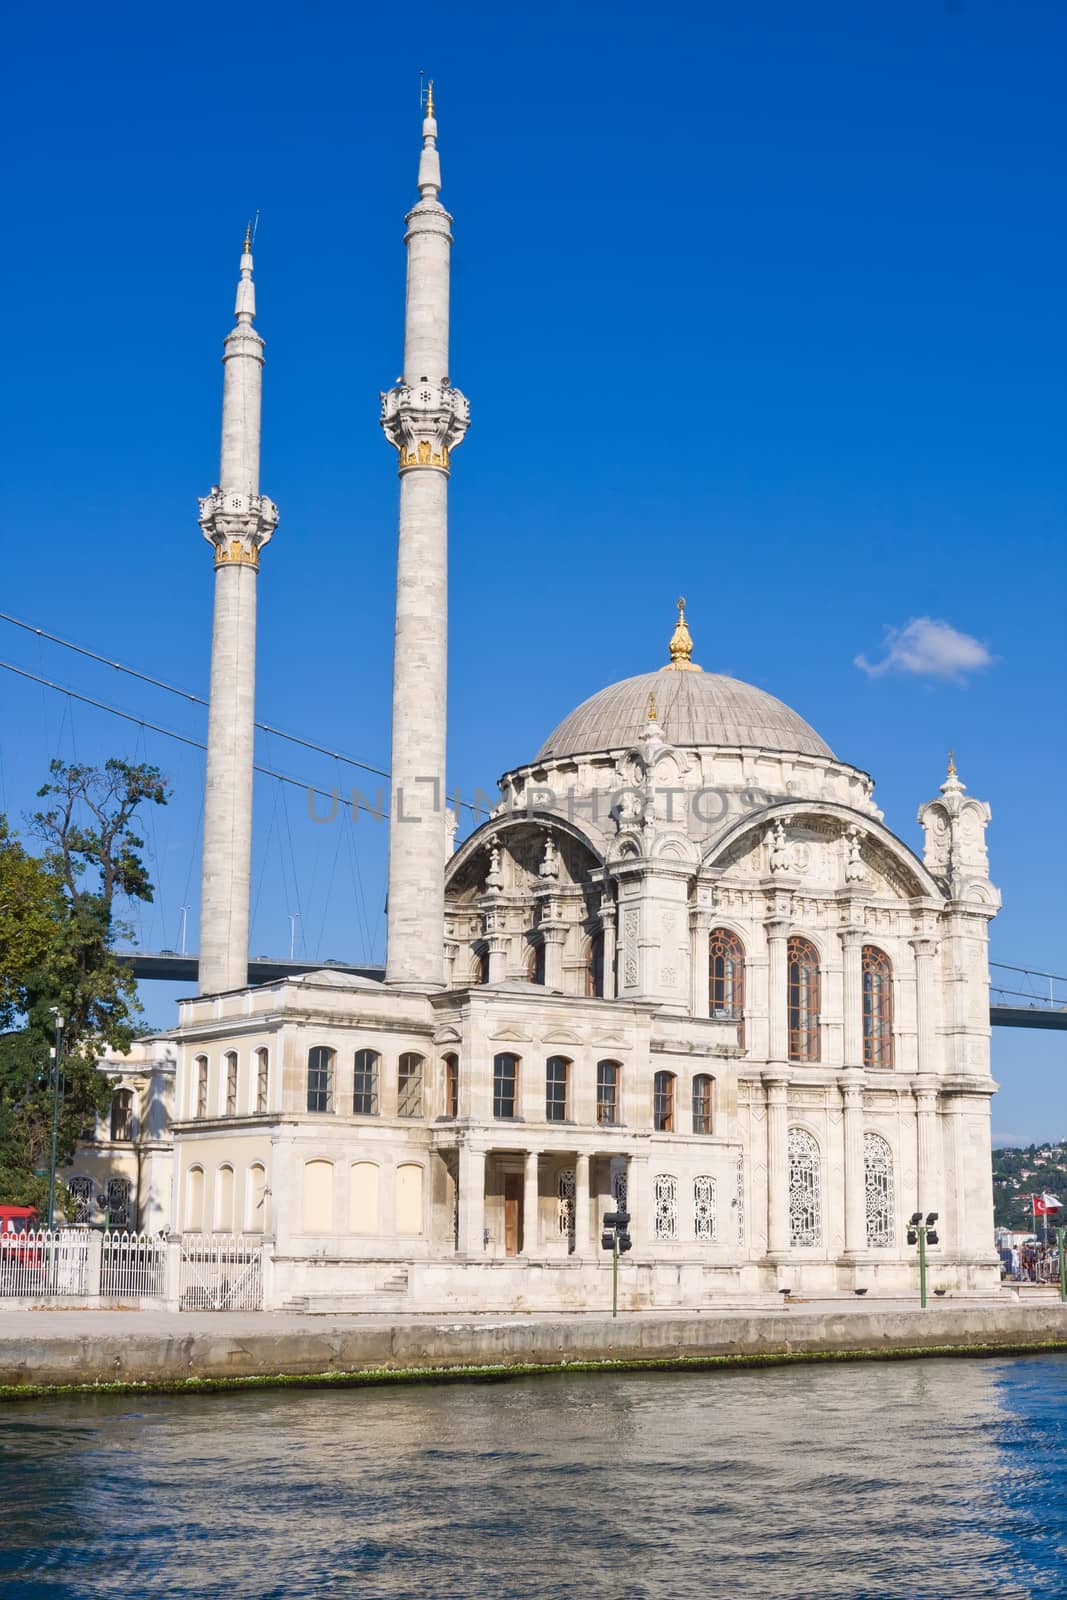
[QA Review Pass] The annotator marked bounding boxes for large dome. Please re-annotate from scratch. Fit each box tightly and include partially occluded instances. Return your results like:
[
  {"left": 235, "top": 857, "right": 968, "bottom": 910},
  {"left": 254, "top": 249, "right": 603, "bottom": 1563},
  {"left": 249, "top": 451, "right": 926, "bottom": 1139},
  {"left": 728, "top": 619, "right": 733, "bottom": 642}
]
[{"left": 535, "top": 603, "right": 833, "bottom": 762}]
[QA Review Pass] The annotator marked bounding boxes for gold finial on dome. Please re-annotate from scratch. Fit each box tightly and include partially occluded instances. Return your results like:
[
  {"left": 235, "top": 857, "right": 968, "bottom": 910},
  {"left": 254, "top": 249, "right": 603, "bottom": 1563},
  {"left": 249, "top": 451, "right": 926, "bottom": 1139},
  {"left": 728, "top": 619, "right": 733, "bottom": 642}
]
[
  {"left": 666, "top": 595, "right": 699, "bottom": 671},
  {"left": 426, "top": 79, "right": 435, "bottom": 117},
  {"left": 947, "top": 749, "right": 956, "bottom": 777}
]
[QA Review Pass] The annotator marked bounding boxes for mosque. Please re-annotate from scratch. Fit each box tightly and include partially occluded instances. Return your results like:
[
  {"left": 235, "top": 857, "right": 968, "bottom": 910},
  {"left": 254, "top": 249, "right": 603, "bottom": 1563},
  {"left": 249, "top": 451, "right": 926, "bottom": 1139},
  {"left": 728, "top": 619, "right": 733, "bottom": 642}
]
[{"left": 83, "top": 94, "right": 1004, "bottom": 1308}]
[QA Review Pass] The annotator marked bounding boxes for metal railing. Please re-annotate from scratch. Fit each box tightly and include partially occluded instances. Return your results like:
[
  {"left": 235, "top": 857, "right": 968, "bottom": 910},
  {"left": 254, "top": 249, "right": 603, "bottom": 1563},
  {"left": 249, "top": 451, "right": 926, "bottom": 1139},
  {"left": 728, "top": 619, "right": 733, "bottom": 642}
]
[
  {"left": 100, "top": 1230, "right": 168, "bottom": 1298},
  {"left": 0, "top": 1229, "right": 93, "bottom": 1298},
  {"left": 179, "top": 1234, "right": 263, "bottom": 1311}
]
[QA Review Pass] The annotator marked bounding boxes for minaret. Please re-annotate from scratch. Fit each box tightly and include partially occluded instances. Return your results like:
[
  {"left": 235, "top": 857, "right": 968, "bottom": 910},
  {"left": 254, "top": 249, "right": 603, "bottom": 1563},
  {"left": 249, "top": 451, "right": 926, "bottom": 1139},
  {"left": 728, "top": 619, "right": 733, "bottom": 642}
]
[
  {"left": 380, "top": 85, "right": 470, "bottom": 989},
  {"left": 196, "top": 228, "right": 278, "bottom": 994}
]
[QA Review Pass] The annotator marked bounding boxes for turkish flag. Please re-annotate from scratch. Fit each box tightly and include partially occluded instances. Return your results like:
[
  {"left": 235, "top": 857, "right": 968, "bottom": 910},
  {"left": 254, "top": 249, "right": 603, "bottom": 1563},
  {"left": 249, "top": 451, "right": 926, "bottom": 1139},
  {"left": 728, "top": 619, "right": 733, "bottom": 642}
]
[{"left": 1031, "top": 1194, "right": 1062, "bottom": 1216}]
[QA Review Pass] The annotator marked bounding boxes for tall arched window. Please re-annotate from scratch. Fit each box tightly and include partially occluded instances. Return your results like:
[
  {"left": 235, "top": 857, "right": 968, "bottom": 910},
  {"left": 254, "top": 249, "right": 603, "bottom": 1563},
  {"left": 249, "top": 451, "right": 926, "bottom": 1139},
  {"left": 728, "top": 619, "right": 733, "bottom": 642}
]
[
  {"left": 654, "top": 1174, "right": 678, "bottom": 1240},
  {"left": 596, "top": 1061, "right": 620, "bottom": 1126},
  {"left": 215, "top": 1165, "right": 235, "bottom": 1232},
  {"left": 653, "top": 1071, "right": 676, "bottom": 1132},
  {"left": 68, "top": 1176, "right": 94, "bottom": 1224},
  {"left": 110, "top": 1088, "right": 134, "bottom": 1142},
  {"left": 306, "top": 1047, "right": 334, "bottom": 1114},
  {"left": 255, "top": 1048, "right": 269, "bottom": 1114},
  {"left": 225, "top": 1052, "right": 238, "bottom": 1116},
  {"left": 398, "top": 1053, "right": 425, "bottom": 1118},
  {"left": 105, "top": 1177, "right": 132, "bottom": 1228},
  {"left": 693, "top": 1175, "right": 717, "bottom": 1241},
  {"left": 864, "top": 1132, "right": 896, "bottom": 1246},
  {"left": 195, "top": 1056, "right": 208, "bottom": 1119},
  {"left": 692, "top": 1074, "right": 714, "bottom": 1135},
  {"left": 186, "top": 1166, "right": 205, "bottom": 1232},
  {"left": 546, "top": 1057, "right": 570, "bottom": 1122},
  {"left": 493, "top": 1053, "right": 519, "bottom": 1119},
  {"left": 302, "top": 1159, "right": 334, "bottom": 1232},
  {"left": 353, "top": 1049, "right": 380, "bottom": 1115},
  {"left": 443, "top": 1053, "right": 459, "bottom": 1118},
  {"left": 473, "top": 948, "right": 490, "bottom": 985},
  {"left": 528, "top": 942, "right": 546, "bottom": 985},
  {"left": 709, "top": 928, "right": 745, "bottom": 1019},
  {"left": 586, "top": 931, "right": 605, "bottom": 999},
  {"left": 862, "top": 946, "right": 894, "bottom": 1069},
  {"left": 246, "top": 1164, "right": 267, "bottom": 1233},
  {"left": 788, "top": 1127, "right": 822, "bottom": 1246},
  {"left": 787, "top": 936, "right": 821, "bottom": 1063}
]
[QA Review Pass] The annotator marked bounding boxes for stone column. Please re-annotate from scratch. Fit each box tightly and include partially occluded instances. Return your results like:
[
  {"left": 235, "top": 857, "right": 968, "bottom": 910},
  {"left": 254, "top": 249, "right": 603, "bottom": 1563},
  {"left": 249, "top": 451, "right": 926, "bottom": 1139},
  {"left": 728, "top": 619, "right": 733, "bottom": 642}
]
[
  {"left": 197, "top": 237, "right": 278, "bottom": 996},
  {"left": 915, "top": 1080, "right": 941, "bottom": 1217},
  {"left": 690, "top": 910, "right": 712, "bottom": 1017},
  {"left": 486, "top": 931, "right": 508, "bottom": 985},
  {"left": 765, "top": 916, "right": 791, "bottom": 1065},
  {"left": 911, "top": 937, "right": 939, "bottom": 1075},
  {"left": 600, "top": 899, "right": 617, "bottom": 1000},
  {"left": 840, "top": 927, "right": 864, "bottom": 1069},
  {"left": 841, "top": 1077, "right": 867, "bottom": 1255},
  {"left": 380, "top": 95, "right": 469, "bottom": 991},
  {"left": 458, "top": 1143, "right": 485, "bottom": 1256},
  {"left": 542, "top": 924, "right": 566, "bottom": 991},
  {"left": 523, "top": 1149, "right": 540, "bottom": 1256},
  {"left": 574, "top": 1152, "right": 591, "bottom": 1256},
  {"left": 764, "top": 1072, "right": 792, "bottom": 1257}
]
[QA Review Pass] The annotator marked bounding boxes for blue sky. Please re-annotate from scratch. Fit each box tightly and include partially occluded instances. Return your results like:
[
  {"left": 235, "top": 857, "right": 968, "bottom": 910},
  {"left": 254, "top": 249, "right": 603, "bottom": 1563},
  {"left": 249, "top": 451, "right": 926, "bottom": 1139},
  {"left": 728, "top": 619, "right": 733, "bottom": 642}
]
[{"left": 1, "top": 1, "right": 1063, "bottom": 1139}]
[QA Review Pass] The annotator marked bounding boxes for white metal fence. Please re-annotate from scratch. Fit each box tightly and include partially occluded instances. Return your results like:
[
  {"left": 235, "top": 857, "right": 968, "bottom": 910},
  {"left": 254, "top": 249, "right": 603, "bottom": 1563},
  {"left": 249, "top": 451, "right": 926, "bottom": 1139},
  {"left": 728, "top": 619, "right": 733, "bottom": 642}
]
[
  {"left": 100, "top": 1230, "right": 167, "bottom": 1298},
  {"left": 179, "top": 1234, "right": 263, "bottom": 1311},
  {"left": 0, "top": 1229, "right": 93, "bottom": 1298}
]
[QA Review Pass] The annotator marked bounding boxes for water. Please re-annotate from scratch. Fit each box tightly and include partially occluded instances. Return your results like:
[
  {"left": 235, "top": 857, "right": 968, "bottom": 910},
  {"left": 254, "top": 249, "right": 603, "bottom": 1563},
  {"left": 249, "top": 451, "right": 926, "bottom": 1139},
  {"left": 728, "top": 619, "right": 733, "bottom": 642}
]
[{"left": 2, "top": 1355, "right": 1066, "bottom": 1599}]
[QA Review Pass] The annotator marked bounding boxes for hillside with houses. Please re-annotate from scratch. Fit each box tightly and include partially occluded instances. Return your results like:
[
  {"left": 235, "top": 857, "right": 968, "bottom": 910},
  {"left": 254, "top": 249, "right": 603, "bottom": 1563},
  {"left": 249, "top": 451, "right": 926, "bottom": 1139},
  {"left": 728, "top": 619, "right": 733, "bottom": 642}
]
[{"left": 992, "top": 1142, "right": 1067, "bottom": 1231}]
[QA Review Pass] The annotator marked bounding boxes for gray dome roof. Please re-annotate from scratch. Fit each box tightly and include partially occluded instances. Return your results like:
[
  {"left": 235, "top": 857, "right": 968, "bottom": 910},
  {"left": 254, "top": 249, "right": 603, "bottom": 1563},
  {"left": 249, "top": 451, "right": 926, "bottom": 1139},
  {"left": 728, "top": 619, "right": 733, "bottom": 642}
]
[{"left": 536, "top": 668, "right": 834, "bottom": 762}]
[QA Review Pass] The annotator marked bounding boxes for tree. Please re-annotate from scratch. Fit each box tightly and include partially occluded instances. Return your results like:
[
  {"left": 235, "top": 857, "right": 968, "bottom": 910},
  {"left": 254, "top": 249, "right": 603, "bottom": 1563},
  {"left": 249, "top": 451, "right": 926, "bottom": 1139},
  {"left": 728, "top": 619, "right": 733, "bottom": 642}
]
[{"left": 0, "top": 759, "right": 168, "bottom": 1209}]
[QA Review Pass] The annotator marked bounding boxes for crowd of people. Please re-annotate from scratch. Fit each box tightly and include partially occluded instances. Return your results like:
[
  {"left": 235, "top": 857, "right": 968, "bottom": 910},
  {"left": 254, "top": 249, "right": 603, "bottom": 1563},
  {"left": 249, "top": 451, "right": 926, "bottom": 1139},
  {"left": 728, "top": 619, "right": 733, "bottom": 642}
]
[{"left": 1000, "top": 1238, "right": 1063, "bottom": 1283}]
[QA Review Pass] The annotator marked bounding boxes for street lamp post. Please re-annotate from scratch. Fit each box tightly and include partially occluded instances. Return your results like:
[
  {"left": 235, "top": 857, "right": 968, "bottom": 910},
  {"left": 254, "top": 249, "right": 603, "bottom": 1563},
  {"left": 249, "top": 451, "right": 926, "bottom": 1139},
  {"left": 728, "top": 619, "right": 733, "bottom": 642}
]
[
  {"left": 907, "top": 1211, "right": 940, "bottom": 1308},
  {"left": 1055, "top": 1224, "right": 1067, "bottom": 1304},
  {"left": 45, "top": 1011, "right": 65, "bottom": 1229},
  {"left": 600, "top": 1209, "right": 632, "bottom": 1318}
]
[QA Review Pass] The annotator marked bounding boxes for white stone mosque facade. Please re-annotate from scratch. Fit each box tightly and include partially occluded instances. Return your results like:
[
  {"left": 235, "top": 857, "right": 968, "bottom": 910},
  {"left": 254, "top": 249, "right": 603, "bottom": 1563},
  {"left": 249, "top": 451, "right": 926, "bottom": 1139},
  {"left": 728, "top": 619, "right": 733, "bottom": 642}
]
[{"left": 116, "top": 95, "right": 1004, "bottom": 1308}]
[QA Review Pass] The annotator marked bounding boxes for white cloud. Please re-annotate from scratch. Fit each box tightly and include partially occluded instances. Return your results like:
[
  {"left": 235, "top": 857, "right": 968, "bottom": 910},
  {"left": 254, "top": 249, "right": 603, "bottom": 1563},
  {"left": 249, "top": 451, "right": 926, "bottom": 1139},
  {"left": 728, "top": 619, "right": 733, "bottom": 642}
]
[{"left": 855, "top": 617, "right": 995, "bottom": 684}]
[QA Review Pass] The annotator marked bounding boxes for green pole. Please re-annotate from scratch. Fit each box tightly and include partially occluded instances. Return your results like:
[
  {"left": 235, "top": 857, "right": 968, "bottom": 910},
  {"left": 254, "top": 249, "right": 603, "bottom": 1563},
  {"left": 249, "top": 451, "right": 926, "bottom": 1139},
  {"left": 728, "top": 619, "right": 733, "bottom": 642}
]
[
  {"left": 918, "top": 1224, "right": 927, "bottom": 1309},
  {"left": 612, "top": 1230, "right": 619, "bottom": 1319},
  {"left": 1058, "top": 1226, "right": 1066, "bottom": 1305}
]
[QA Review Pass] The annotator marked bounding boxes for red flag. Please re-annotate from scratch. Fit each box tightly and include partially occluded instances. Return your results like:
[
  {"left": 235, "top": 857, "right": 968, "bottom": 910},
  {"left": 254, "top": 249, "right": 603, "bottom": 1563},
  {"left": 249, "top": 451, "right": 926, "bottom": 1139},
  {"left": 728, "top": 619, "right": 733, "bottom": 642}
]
[{"left": 1031, "top": 1194, "right": 1062, "bottom": 1216}]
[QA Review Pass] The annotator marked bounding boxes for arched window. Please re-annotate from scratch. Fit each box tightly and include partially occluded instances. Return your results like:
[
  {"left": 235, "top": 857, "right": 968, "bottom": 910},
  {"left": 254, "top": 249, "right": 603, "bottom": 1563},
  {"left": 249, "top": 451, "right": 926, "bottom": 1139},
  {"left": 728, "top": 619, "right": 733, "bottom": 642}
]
[
  {"left": 493, "top": 1053, "right": 519, "bottom": 1119},
  {"left": 106, "top": 1177, "right": 132, "bottom": 1228},
  {"left": 557, "top": 1168, "right": 576, "bottom": 1251},
  {"left": 546, "top": 1057, "right": 570, "bottom": 1122},
  {"left": 398, "top": 1053, "right": 425, "bottom": 1118},
  {"left": 68, "top": 1176, "right": 94, "bottom": 1224},
  {"left": 306, "top": 1047, "right": 334, "bottom": 1114},
  {"left": 185, "top": 1166, "right": 205, "bottom": 1232},
  {"left": 215, "top": 1165, "right": 235, "bottom": 1232},
  {"left": 350, "top": 1162, "right": 380, "bottom": 1233},
  {"left": 353, "top": 1049, "right": 380, "bottom": 1116},
  {"left": 862, "top": 946, "right": 894, "bottom": 1069},
  {"left": 788, "top": 1127, "right": 822, "bottom": 1246},
  {"left": 692, "top": 1074, "right": 714, "bottom": 1135},
  {"left": 396, "top": 1164, "right": 424, "bottom": 1236},
  {"left": 596, "top": 1060, "right": 620, "bottom": 1126},
  {"left": 443, "top": 1053, "right": 459, "bottom": 1118},
  {"left": 528, "top": 942, "right": 546, "bottom": 985},
  {"left": 195, "top": 1056, "right": 208, "bottom": 1119},
  {"left": 787, "top": 936, "right": 821, "bottom": 1063},
  {"left": 709, "top": 929, "right": 745, "bottom": 1019},
  {"left": 654, "top": 1174, "right": 678, "bottom": 1240},
  {"left": 245, "top": 1163, "right": 267, "bottom": 1233},
  {"left": 471, "top": 948, "right": 489, "bottom": 985},
  {"left": 225, "top": 1052, "right": 238, "bottom": 1116},
  {"left": 653, "top": 1071, "right": 676, "bottom": 1132},
  {"left": 586, "top": 930, "right": 605, "bottom": 999},
  {"left": 255, "top": 1048, "right": 269, "bottom": 1114},
  {"left": 864, "top": 1132, "right": 896, "bottom": 1247},
  {"left": 694, "top": 1175, "right": 717, "bottom": 1241},
  {"left": 303, "top": 1159, "right": 334, "bottom": 1232},
  {"left": 110, "top": 1088, "right": 134, "bottom": 1142}
]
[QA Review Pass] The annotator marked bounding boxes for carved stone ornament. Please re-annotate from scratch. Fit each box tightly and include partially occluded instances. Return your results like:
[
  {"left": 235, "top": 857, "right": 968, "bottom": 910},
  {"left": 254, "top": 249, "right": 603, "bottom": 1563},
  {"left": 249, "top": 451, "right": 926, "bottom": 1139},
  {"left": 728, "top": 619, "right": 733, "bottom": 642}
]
[
  {"left": 199, "top": 488, "right": 279, "bottom": 568},
  {"left": 539, "top": 830, "right": 560, "bottom": 880},
  {"left": 844, "top": 824, "right": 866, "bottom": 885},
  {"left": 768, "top": 819, "right": 792, "bottom": 876},
  {"left": 485, "top": 839, "right": 504, "bottom": 893},
  {"left": 380, "top": 382, "right": 470, "bottom": 472}
]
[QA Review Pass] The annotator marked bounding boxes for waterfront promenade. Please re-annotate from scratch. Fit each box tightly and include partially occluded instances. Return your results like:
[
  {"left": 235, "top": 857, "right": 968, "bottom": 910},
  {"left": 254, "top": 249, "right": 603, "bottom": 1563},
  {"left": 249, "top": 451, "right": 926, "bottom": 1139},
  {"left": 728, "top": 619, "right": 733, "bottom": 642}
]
[{"left": 3, "top": 1293, "right": 1066, "bottom": 1392}]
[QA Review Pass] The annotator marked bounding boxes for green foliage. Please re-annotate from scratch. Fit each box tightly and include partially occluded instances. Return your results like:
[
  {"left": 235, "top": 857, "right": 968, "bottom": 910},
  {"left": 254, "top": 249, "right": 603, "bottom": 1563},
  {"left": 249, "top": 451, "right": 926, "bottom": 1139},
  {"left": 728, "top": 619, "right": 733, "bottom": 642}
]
[
  {"left": 992, "top": 1141, "right": 1067, "bottom": 1231},
  {"left": 0, "top": 759, "right": 168, "bottom": 1207}
]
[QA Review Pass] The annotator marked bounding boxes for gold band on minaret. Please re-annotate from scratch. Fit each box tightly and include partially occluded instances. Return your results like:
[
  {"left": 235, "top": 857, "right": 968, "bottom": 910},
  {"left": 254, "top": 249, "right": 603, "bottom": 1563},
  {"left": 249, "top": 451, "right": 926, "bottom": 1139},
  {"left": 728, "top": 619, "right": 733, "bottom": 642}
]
[
  {"left": 666, "top": 595, "right": 700, "bottom": 671},
  {"left": 426, "top": 79, "right": 435, "bottom": 117}
]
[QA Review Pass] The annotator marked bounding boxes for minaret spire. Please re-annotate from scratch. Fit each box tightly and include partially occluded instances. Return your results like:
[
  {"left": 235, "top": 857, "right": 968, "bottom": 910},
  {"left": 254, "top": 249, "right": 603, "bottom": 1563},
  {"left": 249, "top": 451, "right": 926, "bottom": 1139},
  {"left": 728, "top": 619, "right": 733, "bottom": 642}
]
[
  {"left": 196, "top": 233, "right": 279, "bottom": 994},
  {"left": 380, "top": 91, "right": 470, "bottom": 990}
]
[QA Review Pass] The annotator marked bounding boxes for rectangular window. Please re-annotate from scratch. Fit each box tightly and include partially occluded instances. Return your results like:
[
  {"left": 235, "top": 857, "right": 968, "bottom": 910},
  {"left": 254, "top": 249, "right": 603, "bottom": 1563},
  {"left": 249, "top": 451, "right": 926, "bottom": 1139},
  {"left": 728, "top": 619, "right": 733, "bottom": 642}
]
[
  {"left": 444, "top": 1055, "right": 459, "bottom": 1118},
  {"left": 692, "top": 1075, "right": 714, "bottom": 1135},
  {"left": 225, "top": 1053, "right": 238, "bottom": 1116},
  {"left": 653, "top": 1072, "right": 675, "bottom": 1133},
  {"left": 596, "top": 1061, "right": 619, "bottom": 1126},
  {"left": 493, "top": 1053, "right": 519, "bottom": 1119},
  {"left": 255, "top": 1049, "right": 269, "bottom": 1114},
  {"left": 545, "top": 1057, "right": 569, "bottom": 1122},
  {"left": 353, "top": 1050, "right": 380, "bottom": 1116},
  {"left": 195, "top": 1058, "right": 208, "bottom": 1119},
  {"left": 398, "top": 1054, "right": 424, "bottom": 1118},
  {"left": 307, "top": 1048, "right": 334, "bottom": 1114}
]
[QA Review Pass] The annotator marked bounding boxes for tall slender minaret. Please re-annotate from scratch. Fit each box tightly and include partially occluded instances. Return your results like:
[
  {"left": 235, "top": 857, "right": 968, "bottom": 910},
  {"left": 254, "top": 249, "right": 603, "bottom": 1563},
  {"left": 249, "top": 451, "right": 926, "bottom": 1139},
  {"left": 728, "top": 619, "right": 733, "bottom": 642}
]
[
  {"left": 381, "top": 85, "right": 470, "bottom": 989},
  {"left": 196, "top": 228, "right": 279, "bottom": 994}
]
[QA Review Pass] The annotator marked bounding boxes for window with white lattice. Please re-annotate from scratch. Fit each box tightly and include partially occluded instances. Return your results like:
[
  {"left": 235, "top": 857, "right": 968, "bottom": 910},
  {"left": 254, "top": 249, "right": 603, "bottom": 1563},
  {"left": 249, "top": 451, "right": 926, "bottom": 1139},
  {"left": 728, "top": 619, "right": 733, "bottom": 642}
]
[
  {"left": 557, "top": 1168, "right": 576, "bottom": 1252},
  {"left": 693, "top": 1175, "right": 717, "bottom": 1241},
  {"left": 654, "top": 1174, "right": 677, "bottom": 1240},
  {"left": 864, "top": 1131, "right": 896, "bottom": 1247},
  {"left": 68, "top": 1176, "right": 94, "bottom": 1224},
  {"left": 788, "top": 1127, "right": 822, "bottom": 1247}
]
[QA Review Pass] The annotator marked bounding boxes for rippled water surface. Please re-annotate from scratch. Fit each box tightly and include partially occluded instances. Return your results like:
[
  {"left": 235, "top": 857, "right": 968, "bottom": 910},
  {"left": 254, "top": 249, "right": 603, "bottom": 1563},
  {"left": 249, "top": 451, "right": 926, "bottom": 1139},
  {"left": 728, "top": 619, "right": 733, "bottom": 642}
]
[{"left": 3, "top": 1355, "right": 1067, "bottom": 1598}]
